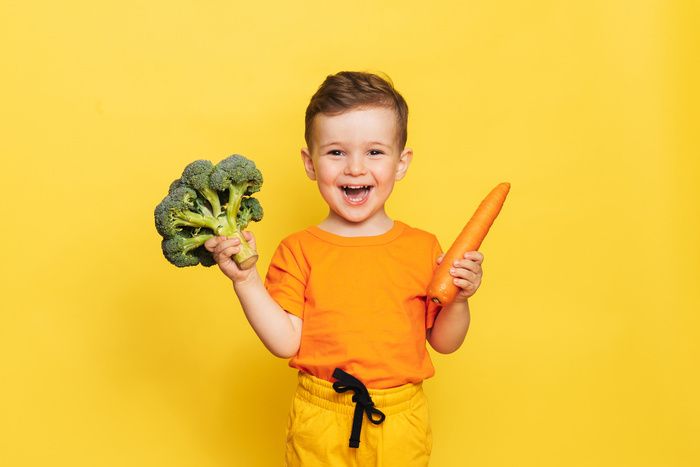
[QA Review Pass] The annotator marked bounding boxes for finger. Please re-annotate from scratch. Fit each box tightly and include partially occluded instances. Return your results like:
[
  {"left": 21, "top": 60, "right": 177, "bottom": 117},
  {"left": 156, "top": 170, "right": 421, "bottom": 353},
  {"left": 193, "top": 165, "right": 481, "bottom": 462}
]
[
  {"left": 219, "top": 245, "right": 241, "bottom": 259},
  {"left": 450, "top": 267, "right": 478, "bottom": 282},
  {"left": 452, "top": 259, "right": 481, "bottom": 272},
  {"left": 214, "top": 247, "right": 240, "bottom": 265},
  {"left": 214, "top": 238, "right": 240, "bottom": 255},
  {"left": 216, "top": 253, "right": 238, "bottom": 272},
  {"left": 244, "top": 231, "right": 257, "bottom": 249},
  {"left": 452, "top": 278, "right": 474, "bottom": 291},
  {"left": 205, "top": 236, "right": 227, "bottom": 248},
  {"left": 204, "top": 238, "right": 218, "bottom": 252},
  {"left": 463, "top": 251, "right": 484, "bottom": 264},
  {"left": 218, "top": 238, "right": 241, "bottom": 251},
  {"left": 452, "top": 258, "right": 481, "bottom": 273},
  {"left": 225, "top": 236, "right": 243, "bottom": 248}
]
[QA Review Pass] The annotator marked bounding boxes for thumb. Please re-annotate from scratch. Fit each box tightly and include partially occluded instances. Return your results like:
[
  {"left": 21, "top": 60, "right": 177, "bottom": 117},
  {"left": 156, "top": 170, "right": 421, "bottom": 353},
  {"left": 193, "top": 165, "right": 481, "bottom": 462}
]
[{"left": 243, "top": 230, "right": 256, "bottom": 249}]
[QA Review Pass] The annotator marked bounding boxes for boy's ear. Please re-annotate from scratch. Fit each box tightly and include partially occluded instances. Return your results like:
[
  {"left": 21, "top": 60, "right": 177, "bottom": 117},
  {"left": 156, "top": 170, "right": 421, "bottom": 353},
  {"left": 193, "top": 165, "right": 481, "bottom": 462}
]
[
  {"left": 395, "top": 147, "right": 413, "bottom": 181},
  {"left": 301, "top": 147, "right": 317, "bottom": 180}
]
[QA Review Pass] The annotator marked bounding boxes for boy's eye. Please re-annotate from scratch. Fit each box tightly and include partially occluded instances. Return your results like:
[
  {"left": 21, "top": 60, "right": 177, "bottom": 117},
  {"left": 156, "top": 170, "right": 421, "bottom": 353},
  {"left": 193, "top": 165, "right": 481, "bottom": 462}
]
[{"left": 327, "top": 149, "right": 384, "bottom": 156}]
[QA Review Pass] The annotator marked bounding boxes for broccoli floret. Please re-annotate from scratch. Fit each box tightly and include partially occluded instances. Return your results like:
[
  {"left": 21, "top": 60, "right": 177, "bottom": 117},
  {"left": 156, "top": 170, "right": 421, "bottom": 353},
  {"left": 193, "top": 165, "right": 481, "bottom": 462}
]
[
  {"left": 154, "top": 154, "right": 264, "bottom": 269},
  {"left": 181, "top": 160, "right": 221, "bottom": 218},
  {"left": 237, "top": 197, "right": 263, "bottom": 229},
  {"left": 161, "top": 233, "right": 215, "bottom": 267},
  {"left": 154, "top": 186, "right": 219, "bottom": 238},
  {"left": 167, "top": 178, "right": 184, "bottom": 194}
]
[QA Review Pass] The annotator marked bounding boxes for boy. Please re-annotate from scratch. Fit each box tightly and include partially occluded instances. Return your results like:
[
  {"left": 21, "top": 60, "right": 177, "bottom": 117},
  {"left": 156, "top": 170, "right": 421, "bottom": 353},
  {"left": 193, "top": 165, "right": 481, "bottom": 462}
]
[{"left": 205, "top": 71, "right": 483, "bottom": 466}]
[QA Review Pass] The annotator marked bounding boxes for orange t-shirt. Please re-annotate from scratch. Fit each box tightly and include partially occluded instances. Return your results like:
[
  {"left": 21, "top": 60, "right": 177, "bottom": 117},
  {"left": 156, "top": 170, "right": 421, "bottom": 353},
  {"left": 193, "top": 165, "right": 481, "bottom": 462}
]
[{"left": 263, "top": 220, "right": 444, "bottom": 389}]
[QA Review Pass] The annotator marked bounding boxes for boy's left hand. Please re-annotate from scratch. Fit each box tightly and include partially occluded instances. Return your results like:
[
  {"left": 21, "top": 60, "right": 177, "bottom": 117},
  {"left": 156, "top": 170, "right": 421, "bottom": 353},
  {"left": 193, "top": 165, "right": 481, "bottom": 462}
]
[{"left": 437, "top": 251, "right": 484, "bottom": 303}]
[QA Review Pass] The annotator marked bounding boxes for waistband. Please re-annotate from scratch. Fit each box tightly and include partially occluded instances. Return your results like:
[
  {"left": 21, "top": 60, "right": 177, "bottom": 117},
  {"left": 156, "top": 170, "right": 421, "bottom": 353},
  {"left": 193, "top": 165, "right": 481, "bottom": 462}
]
[{"left": 295, "top": 370, "right": 423, "bottom": 416}]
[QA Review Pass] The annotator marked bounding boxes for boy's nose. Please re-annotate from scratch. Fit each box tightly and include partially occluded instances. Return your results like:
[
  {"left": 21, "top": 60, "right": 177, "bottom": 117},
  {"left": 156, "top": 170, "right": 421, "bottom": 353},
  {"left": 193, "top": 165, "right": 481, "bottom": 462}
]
[{"left": 344, "top": 155, "right": 367, "bottom": 176}]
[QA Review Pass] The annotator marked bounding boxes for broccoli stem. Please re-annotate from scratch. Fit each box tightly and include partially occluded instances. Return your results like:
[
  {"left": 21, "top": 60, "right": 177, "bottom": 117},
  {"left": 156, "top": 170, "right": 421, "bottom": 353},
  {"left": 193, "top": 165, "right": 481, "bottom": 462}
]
[
  {"left": 227, "top": 230, "right": 258, "bottom": 269},
  {"left": 174, "top": 209, "right": 219, "bottom": 231},
  {"left": 225, "top": 184, "right": 248, "bottom": 224},
  {"left": 216, "top": 184, "right": 258, "bottom": 269},
  {"left": 199, "top": 187, "right": 222, "bottom": 217},
  {"left": 215, "top": 222, "right": 257, "bottom": 267},
  {"left": 181, "top": 233, "right": 215, "bottom": 253},
  {"left": 193, "top": 200, "right": 216, "bottom": 222}
]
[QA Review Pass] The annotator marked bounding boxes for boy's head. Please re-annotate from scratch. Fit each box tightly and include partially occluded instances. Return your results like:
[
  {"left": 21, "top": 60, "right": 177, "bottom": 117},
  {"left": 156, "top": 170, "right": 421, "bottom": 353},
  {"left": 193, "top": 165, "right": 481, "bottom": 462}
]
[
  {"left": 304, "top": 71, "right": 409, "bottom": 153},
  {"left": 300, "top": 71, "right": 413, "bottom": 226}
]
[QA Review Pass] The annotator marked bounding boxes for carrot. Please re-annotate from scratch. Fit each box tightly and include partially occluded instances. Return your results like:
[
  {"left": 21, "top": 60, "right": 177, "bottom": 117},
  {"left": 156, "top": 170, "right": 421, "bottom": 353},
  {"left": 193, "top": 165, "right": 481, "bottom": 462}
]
[{"left": 428, "top": 182, "right": 511, "bottom": 305}]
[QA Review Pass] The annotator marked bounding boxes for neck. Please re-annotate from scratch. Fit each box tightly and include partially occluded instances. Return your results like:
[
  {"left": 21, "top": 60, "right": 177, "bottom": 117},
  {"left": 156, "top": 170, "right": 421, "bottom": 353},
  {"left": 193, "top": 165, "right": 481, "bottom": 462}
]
[{"left": 318, "top": 210, "right": 394, "bottom": 237}]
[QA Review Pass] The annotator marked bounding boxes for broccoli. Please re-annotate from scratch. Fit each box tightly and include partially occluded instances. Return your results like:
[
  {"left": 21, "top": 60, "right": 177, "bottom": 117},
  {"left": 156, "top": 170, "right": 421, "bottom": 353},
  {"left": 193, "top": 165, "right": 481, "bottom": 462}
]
[{"left": 154, "top": 154, "right": 263, "bottom": 269}]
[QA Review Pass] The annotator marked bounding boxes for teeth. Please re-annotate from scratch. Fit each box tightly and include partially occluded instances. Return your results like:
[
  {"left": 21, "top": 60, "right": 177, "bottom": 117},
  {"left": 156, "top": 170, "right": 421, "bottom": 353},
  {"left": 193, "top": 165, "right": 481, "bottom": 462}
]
[{"left": 341, "top": 184, "right": 371, "bottom": 204}]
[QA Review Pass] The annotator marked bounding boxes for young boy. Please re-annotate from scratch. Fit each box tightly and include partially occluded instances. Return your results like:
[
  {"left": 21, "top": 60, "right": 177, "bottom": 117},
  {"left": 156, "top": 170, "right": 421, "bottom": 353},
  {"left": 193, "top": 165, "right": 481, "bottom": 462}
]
[{"left": 205, "top": 71, "right": 484, "bottom": 466}]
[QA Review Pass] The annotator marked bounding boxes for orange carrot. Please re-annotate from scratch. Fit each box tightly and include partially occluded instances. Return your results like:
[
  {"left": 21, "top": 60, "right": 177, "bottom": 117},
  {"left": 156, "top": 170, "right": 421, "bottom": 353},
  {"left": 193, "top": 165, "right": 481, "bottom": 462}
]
[{"left": 428, "top": 182, "right": 511, "bottom": 305}]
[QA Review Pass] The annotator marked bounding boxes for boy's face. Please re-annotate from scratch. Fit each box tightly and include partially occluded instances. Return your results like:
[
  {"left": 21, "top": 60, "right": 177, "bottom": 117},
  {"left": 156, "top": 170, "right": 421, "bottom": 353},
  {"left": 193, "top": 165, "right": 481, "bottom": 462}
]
[{"left": 301, "top": 106, "right": 413, "bottom": 225}]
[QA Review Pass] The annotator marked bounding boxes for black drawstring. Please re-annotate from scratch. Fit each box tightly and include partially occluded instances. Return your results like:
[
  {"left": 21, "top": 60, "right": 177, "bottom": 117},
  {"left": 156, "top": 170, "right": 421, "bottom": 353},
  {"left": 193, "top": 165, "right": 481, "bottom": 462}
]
[{"left": 332, "top": 367, "right": 386, "bottom": 448}]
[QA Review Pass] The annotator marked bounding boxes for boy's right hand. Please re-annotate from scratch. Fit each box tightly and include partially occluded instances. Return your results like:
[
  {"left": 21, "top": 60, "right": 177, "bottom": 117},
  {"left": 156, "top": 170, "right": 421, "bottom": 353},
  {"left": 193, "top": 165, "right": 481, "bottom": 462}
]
[{"left": 204, "top": 231, "right": 258, "bottom": 284}]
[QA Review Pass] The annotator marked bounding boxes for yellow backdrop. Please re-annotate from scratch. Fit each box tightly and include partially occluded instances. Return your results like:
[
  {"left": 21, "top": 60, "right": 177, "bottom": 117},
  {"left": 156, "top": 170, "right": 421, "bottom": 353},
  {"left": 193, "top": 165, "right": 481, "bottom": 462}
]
[{"left": 2, "top": 1, "right": 698, "bottom": 466}]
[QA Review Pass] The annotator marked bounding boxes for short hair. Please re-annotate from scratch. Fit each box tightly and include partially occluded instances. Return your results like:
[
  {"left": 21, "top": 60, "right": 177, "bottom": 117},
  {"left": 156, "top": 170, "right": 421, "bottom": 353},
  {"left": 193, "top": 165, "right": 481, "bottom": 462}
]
[{"left": 304, "top": 70, "right": 409, "bottom": 151}]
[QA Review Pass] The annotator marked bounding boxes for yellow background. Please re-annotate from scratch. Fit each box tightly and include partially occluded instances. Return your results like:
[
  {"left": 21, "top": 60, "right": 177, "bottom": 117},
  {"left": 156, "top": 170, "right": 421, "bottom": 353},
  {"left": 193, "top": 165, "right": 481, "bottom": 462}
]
[{"left": 2, "top": 1, "right": 698, "bottom": 465}]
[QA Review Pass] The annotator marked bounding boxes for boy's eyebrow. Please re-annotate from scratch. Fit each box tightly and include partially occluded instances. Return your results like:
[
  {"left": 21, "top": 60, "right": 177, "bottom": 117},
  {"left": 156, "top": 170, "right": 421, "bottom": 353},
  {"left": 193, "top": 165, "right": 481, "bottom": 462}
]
[{"left": 321, "top": 141, "right": 389, "bottom": 148}]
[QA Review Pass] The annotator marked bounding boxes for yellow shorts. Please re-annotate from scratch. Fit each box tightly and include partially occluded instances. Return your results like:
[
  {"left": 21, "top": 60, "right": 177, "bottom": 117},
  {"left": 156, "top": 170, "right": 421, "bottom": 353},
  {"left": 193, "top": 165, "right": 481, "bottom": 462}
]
[{"left": 284, "top": 370, "right": 433, "bottom": 467}]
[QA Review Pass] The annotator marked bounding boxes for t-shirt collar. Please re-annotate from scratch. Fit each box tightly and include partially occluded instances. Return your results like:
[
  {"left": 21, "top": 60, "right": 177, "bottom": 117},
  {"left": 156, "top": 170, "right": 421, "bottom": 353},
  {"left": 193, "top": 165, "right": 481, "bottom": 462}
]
[{"left": 305, "top": 220, "right": 406, "bottom": 246}]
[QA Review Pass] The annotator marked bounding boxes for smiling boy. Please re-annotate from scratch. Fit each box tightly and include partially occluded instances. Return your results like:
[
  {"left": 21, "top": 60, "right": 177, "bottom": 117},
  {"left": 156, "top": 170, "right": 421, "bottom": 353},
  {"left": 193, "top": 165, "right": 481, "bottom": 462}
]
[{"left": 205, "top": 71, "right": 484, "bottom": 466}]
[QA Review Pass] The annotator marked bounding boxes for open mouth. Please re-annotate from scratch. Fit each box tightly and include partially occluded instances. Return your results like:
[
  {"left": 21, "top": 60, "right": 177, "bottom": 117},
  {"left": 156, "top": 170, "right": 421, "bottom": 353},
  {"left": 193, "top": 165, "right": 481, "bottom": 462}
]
[{"left": 340, "top": 185, "right": 373, "bottom": 205}]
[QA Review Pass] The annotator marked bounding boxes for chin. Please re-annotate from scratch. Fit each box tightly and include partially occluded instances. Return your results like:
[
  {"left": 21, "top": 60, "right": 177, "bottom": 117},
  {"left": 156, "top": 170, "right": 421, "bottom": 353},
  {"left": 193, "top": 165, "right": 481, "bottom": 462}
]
[
  {"left": 336, "top": 212, "right": 366, "bottom": 223},
  {"left": 342, "top": 208, "right": 379, "bottom": 224}
]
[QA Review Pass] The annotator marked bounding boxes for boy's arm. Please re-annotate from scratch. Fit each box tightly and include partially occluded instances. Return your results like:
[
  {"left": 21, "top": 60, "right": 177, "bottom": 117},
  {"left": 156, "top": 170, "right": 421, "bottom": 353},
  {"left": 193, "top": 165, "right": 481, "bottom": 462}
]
[
  {"left": 205, "top": 233, "right": 303, "bottom": 358},
  {"left": 232, "top": 268, "right": 303, "bottom": 359},
  {"left": 426, "top": 300, "right": 471, "bottom": 354}
]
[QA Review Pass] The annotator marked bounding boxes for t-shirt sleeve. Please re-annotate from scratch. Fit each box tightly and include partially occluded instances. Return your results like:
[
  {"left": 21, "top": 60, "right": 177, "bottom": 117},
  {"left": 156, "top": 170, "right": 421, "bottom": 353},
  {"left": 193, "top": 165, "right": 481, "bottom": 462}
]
[
  {"left": 264, "top": 240, "right": 307, "bottom": 319},
  {"left": 426, "top": 235, "right": 444, "bottom": 330}
]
